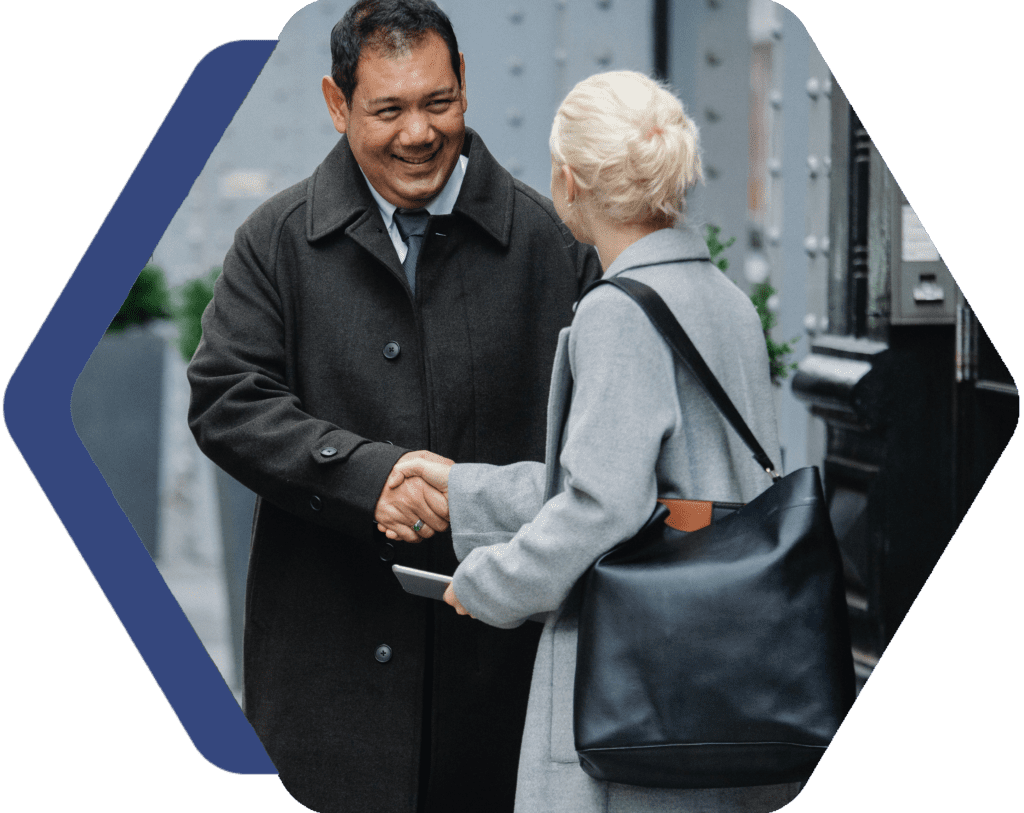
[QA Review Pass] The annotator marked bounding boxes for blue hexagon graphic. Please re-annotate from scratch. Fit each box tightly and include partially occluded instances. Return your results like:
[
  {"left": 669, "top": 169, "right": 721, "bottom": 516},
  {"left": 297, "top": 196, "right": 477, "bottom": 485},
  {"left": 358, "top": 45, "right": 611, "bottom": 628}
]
[{"left": 4, "top": 40, "right": 278, "bottom": 774}]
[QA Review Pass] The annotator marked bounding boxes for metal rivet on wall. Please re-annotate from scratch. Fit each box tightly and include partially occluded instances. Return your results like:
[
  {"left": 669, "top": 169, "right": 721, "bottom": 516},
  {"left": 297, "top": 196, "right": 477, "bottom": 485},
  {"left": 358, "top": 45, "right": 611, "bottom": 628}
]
[
  {"left": 807, "top": 155, "right": 820, "bottom": 178},
  {"left": 705, "top": 51, "right": 721, "bottom": 67},
  {"left": 553, "top": 48, "right": 567, "bottom": 65},
  {"left": 704, "top": 107, "right": 721, "bottom": 123},
  {"left": 767, "top": 227, "right": 782, "bottom": 247},
  {"left": 769, "top": 90, "right": 783, "bottom": 110},
  {"left": 806, "top": 77, "right": 820, "bottom": 100},
  {"left": 508, "top": 58, "right": 524, "bottom": 76},
  {"left": 803, "top": 235, "right": 819, "bottom": 257},
  {"left": 820, "top": 236, "right": 830, "bottom": 256},
  {"left": 506, "top": 108, "right": 524, "bottom": 127},
  {"left": 509, "top": 8, "right": 524, "bottom": 24},
  {"left": 823, "top": 155, "right": 832, "bottom": 175},
  {"left": 597, "top": 0, "right": 612, "bottom": 9},
  {"left": 822, "top": 77, "right": 833, "bottom": 97},
  {"left": 705, "top": 165, "right": 720, "bottom": 180},
  {"left": 595, "top": 48, "right": 613, "bottom": 67},
  {"left": 768, "top": 158, "right": 782, "bottom": 178}
]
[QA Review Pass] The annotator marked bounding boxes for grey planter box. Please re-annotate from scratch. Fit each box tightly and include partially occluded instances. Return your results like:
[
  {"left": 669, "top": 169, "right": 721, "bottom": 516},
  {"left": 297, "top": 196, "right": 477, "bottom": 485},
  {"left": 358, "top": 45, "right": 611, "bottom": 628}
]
[{"left": 71, "top": 326, "right": 166, "bottom": 558}]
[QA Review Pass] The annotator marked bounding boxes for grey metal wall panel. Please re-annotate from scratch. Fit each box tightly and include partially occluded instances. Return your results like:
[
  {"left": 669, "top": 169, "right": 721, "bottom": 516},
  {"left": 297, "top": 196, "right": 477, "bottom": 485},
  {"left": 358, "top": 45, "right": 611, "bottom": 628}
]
[
  {"left": 769, "top": 3, "right": 816, "bottom": 472},
  {"left": 669, "top": 0, "right": 750, "bottom": 275}
]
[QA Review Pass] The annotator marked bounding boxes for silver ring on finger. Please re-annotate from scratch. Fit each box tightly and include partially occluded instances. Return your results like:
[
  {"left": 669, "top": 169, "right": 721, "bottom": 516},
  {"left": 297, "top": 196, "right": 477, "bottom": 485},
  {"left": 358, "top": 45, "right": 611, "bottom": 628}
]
[{"left": 412, "top": 519, "right": 424, "bottom": 534}]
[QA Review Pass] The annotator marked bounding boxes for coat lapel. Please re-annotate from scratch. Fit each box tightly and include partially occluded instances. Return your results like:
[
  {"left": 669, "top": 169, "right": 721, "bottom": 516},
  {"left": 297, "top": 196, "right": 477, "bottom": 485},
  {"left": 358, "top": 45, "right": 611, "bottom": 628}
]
[{"left": 305, "top": 136, "right": 405, "bottom": 282}]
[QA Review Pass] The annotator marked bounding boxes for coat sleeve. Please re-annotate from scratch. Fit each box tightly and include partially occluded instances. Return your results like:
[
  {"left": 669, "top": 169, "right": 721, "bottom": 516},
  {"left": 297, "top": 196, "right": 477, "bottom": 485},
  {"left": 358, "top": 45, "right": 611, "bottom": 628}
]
[
  {"left": 187, "top": 206, "right": 406, "bottom": 540},
  {"left": 447, "top": 461, "right": 547, "bottom": 561},
  {"left": 450, "top": 287, "right": 682, "bottom": 629}
]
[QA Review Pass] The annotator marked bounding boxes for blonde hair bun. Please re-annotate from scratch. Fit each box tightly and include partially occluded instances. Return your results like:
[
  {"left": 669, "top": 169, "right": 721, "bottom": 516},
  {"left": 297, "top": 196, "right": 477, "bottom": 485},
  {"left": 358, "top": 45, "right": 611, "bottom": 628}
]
[{"left": 550, "top": 70, "right": 702, "bottom": 225}]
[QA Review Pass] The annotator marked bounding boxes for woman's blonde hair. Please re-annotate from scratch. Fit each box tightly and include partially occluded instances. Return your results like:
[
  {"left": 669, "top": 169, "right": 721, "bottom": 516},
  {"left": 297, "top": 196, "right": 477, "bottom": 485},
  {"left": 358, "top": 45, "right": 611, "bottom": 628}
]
[{"left": 549, "top": 70, "right": 702, "bottom": 226}]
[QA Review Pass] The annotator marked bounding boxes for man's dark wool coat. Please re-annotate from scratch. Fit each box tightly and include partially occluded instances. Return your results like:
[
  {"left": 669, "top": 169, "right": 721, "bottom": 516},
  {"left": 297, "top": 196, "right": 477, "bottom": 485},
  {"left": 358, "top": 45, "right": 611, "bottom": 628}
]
[{"left": 187, "top": 129, "right": 601, "bottom": 813}]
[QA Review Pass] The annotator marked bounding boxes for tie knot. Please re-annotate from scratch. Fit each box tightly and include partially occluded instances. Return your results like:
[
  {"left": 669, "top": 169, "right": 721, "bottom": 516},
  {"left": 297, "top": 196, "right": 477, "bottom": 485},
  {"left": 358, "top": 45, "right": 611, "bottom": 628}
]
[{"left": 393, "top": 208, "right": 430, "bottom": 240}]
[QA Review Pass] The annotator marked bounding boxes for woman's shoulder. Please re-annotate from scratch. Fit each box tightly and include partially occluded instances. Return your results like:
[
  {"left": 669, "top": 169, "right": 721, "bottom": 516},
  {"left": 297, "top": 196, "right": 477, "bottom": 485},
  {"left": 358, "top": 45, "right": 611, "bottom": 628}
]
[
  {"left": 573, "top": 279, "right": 662, "bottom": 336},
  {"left": 582, "top": 265, "right": 751, "bottom": 330},
  {"left": 568, "top": 281, "right": 678, "bottom": 374}
]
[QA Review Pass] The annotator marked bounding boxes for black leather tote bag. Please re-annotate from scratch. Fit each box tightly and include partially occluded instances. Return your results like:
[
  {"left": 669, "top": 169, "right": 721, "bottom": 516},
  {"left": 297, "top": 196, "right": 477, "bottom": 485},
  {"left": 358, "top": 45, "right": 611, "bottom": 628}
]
[{"left": 573, "top": 276, "right": 856, "bottom": 789}]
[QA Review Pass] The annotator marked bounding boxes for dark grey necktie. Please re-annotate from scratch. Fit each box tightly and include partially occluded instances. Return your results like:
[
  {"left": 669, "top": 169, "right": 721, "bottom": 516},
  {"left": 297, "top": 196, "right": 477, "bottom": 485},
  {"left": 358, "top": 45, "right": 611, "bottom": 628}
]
[{"left": 393, "top": 208, "right": 430, "bottom": 292}]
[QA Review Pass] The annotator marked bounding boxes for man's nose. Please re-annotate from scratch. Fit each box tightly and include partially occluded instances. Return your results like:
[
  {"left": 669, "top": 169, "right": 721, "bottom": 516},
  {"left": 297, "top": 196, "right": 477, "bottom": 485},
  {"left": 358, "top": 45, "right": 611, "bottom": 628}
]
[{"left": 400, "top": 110, "right": 433, "bottom": 145}]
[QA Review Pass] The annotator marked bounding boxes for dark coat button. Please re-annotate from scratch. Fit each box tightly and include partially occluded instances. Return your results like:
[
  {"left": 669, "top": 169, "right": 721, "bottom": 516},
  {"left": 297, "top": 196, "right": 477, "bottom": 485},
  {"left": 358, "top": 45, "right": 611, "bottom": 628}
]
[
  {"left": 375, "top": 644, "right": 393, "bottom": 663},
  {"left": 310, "top": 495, "right": 323, "bottom": 511},
  {"left": 380, "top": 542, "right": 395, "bottom": 562},
  {"left": 383, "top": 341, "right": 400, "bottom": 359},
  {"left": 320, "top": 446, "right": 338, "bottom": 457}
]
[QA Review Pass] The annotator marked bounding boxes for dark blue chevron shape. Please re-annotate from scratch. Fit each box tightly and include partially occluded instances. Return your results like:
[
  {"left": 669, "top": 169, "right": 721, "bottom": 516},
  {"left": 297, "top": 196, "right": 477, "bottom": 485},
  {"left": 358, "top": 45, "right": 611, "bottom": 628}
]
[{"left": 4, "top": 40, "right": 279, "bottom": 774}]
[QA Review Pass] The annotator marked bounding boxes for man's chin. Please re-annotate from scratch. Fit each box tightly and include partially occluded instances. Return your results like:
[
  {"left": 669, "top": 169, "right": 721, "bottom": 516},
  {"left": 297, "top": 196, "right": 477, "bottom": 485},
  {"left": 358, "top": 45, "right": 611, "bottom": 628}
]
[{"left": 392, "top": 174, "right": 452, "bottom": 207}]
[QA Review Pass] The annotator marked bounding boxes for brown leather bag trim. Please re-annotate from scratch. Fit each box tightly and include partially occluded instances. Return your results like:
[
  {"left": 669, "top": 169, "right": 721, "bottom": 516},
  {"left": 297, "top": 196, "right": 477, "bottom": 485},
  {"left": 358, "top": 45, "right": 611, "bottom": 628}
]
[{"left": 658, "top": 499, "right": 714, "bottom": 532}]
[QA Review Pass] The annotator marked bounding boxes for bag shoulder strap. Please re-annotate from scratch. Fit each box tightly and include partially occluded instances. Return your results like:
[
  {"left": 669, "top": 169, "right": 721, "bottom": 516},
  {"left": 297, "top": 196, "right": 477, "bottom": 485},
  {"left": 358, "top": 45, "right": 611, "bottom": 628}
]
[{"left": 581, "top": 273, "right": 781, "bottom": 481}]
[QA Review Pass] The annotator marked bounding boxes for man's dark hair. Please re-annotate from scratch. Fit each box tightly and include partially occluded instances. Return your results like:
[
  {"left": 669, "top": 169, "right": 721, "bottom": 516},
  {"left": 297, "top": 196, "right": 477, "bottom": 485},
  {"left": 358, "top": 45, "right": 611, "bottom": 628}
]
[{"left": 331, "top": 0, "right": 461, "bottom": 106}]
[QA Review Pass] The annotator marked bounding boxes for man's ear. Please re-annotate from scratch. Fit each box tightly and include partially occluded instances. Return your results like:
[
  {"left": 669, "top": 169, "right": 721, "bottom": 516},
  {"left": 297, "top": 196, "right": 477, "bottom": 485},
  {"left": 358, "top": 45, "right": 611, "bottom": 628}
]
[
  {"left": 322, "top": 76, "right": 349, "bottom": 135},
  {"left": 458, "top": 52, "right": 468, "bottom": 113}
]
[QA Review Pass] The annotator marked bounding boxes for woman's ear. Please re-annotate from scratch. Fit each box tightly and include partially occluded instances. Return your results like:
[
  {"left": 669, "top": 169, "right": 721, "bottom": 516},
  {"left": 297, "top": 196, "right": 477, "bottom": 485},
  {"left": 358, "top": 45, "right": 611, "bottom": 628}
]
[{"left": 561, "top": 164, "right": 578, "bottom": 204}]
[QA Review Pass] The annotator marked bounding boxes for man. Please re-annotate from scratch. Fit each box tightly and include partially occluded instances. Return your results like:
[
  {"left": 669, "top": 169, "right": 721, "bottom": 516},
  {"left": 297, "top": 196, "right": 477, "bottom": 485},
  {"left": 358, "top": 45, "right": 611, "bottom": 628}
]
[{"left": 187, "top": 1, "right": 601, "bottom": 812}]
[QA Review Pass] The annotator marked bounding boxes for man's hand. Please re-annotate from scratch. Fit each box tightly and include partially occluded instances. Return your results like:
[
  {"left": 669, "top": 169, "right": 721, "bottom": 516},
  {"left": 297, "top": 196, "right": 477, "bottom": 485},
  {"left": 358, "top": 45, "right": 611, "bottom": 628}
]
[
  {"left": 386, "top": 454, "right": 452, "bottom": 493},
  {"left": 374, "top": 451, "right": 452, "bottom": 543}
]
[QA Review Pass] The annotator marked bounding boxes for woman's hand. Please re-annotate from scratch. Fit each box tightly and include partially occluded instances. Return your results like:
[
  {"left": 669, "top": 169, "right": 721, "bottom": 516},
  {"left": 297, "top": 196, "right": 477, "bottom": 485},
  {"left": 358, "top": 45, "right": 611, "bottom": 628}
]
[{"left": 443, "top": 582, "right": 472, "bottom": 617}]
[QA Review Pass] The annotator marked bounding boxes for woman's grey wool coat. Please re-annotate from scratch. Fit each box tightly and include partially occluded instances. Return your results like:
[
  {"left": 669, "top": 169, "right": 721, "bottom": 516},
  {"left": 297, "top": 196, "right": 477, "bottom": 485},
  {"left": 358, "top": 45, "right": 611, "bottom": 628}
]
[
  {"left": 447, "top": 226, "right": 804, "bottom": 813},
  {"left": 187, "top": 130, "right": 601, "bottom": 813}
]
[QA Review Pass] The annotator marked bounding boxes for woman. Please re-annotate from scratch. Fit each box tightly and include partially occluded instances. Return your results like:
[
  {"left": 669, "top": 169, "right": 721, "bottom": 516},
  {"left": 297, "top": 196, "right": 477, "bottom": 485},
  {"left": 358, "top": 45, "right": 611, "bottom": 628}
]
[{"left": 382, "top": 71, "right": 801, "bottom": 812}]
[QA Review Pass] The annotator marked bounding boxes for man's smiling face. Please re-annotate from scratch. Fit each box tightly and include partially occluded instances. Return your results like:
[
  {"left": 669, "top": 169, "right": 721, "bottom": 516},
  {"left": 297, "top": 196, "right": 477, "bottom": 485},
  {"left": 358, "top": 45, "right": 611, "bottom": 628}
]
[{"left": 326, "top": 31, "right": 467, "bottom": 209}]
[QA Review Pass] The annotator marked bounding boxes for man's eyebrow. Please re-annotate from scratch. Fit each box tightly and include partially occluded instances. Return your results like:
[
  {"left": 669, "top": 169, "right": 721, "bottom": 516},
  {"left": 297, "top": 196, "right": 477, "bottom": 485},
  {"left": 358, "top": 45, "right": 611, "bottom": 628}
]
[{"left": 365, "top": 86, "right": 458, "bottom": 107}]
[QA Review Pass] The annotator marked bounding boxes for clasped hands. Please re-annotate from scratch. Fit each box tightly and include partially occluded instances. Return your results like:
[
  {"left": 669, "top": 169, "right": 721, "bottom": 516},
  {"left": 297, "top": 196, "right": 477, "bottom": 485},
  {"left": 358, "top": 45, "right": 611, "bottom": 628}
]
[{"left": 374, "top": 450, "right": 470, "bottom": 616}]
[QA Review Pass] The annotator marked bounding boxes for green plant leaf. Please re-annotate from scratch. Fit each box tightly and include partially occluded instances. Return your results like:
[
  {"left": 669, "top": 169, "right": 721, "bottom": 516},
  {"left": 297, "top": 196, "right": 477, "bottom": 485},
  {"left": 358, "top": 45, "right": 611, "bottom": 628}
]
[
  {"left": 702, "top": 227, "right": 799, "bottom": 386},
  {"left": 173, "top": 267, "right": 221, "bottom": 362},
  {"left": 107, "top": 264, "right": 171, "bottom": 333}
]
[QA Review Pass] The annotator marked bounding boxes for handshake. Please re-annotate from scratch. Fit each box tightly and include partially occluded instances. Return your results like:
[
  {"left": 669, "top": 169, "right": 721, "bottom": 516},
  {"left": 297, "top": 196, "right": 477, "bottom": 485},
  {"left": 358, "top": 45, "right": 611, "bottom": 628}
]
[
  {"left": 373, "top": 450, "right": 471, "bottom": 616},
  {"left": 374, "top": 450, "right": 455, "bottom": 544}
]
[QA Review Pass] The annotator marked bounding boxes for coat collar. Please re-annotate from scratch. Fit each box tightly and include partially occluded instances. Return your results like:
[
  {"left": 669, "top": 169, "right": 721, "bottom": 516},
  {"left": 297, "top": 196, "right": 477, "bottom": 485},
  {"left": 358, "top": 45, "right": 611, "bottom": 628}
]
[
  {"left": 306, "top": 128, "right": 514, "bottom": 247},
  {"left": 451, "top": 129, "right": 515, "bottom": 246},
  {"left": 603, "top": 224, "right": 712, "bottom": 278}
]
